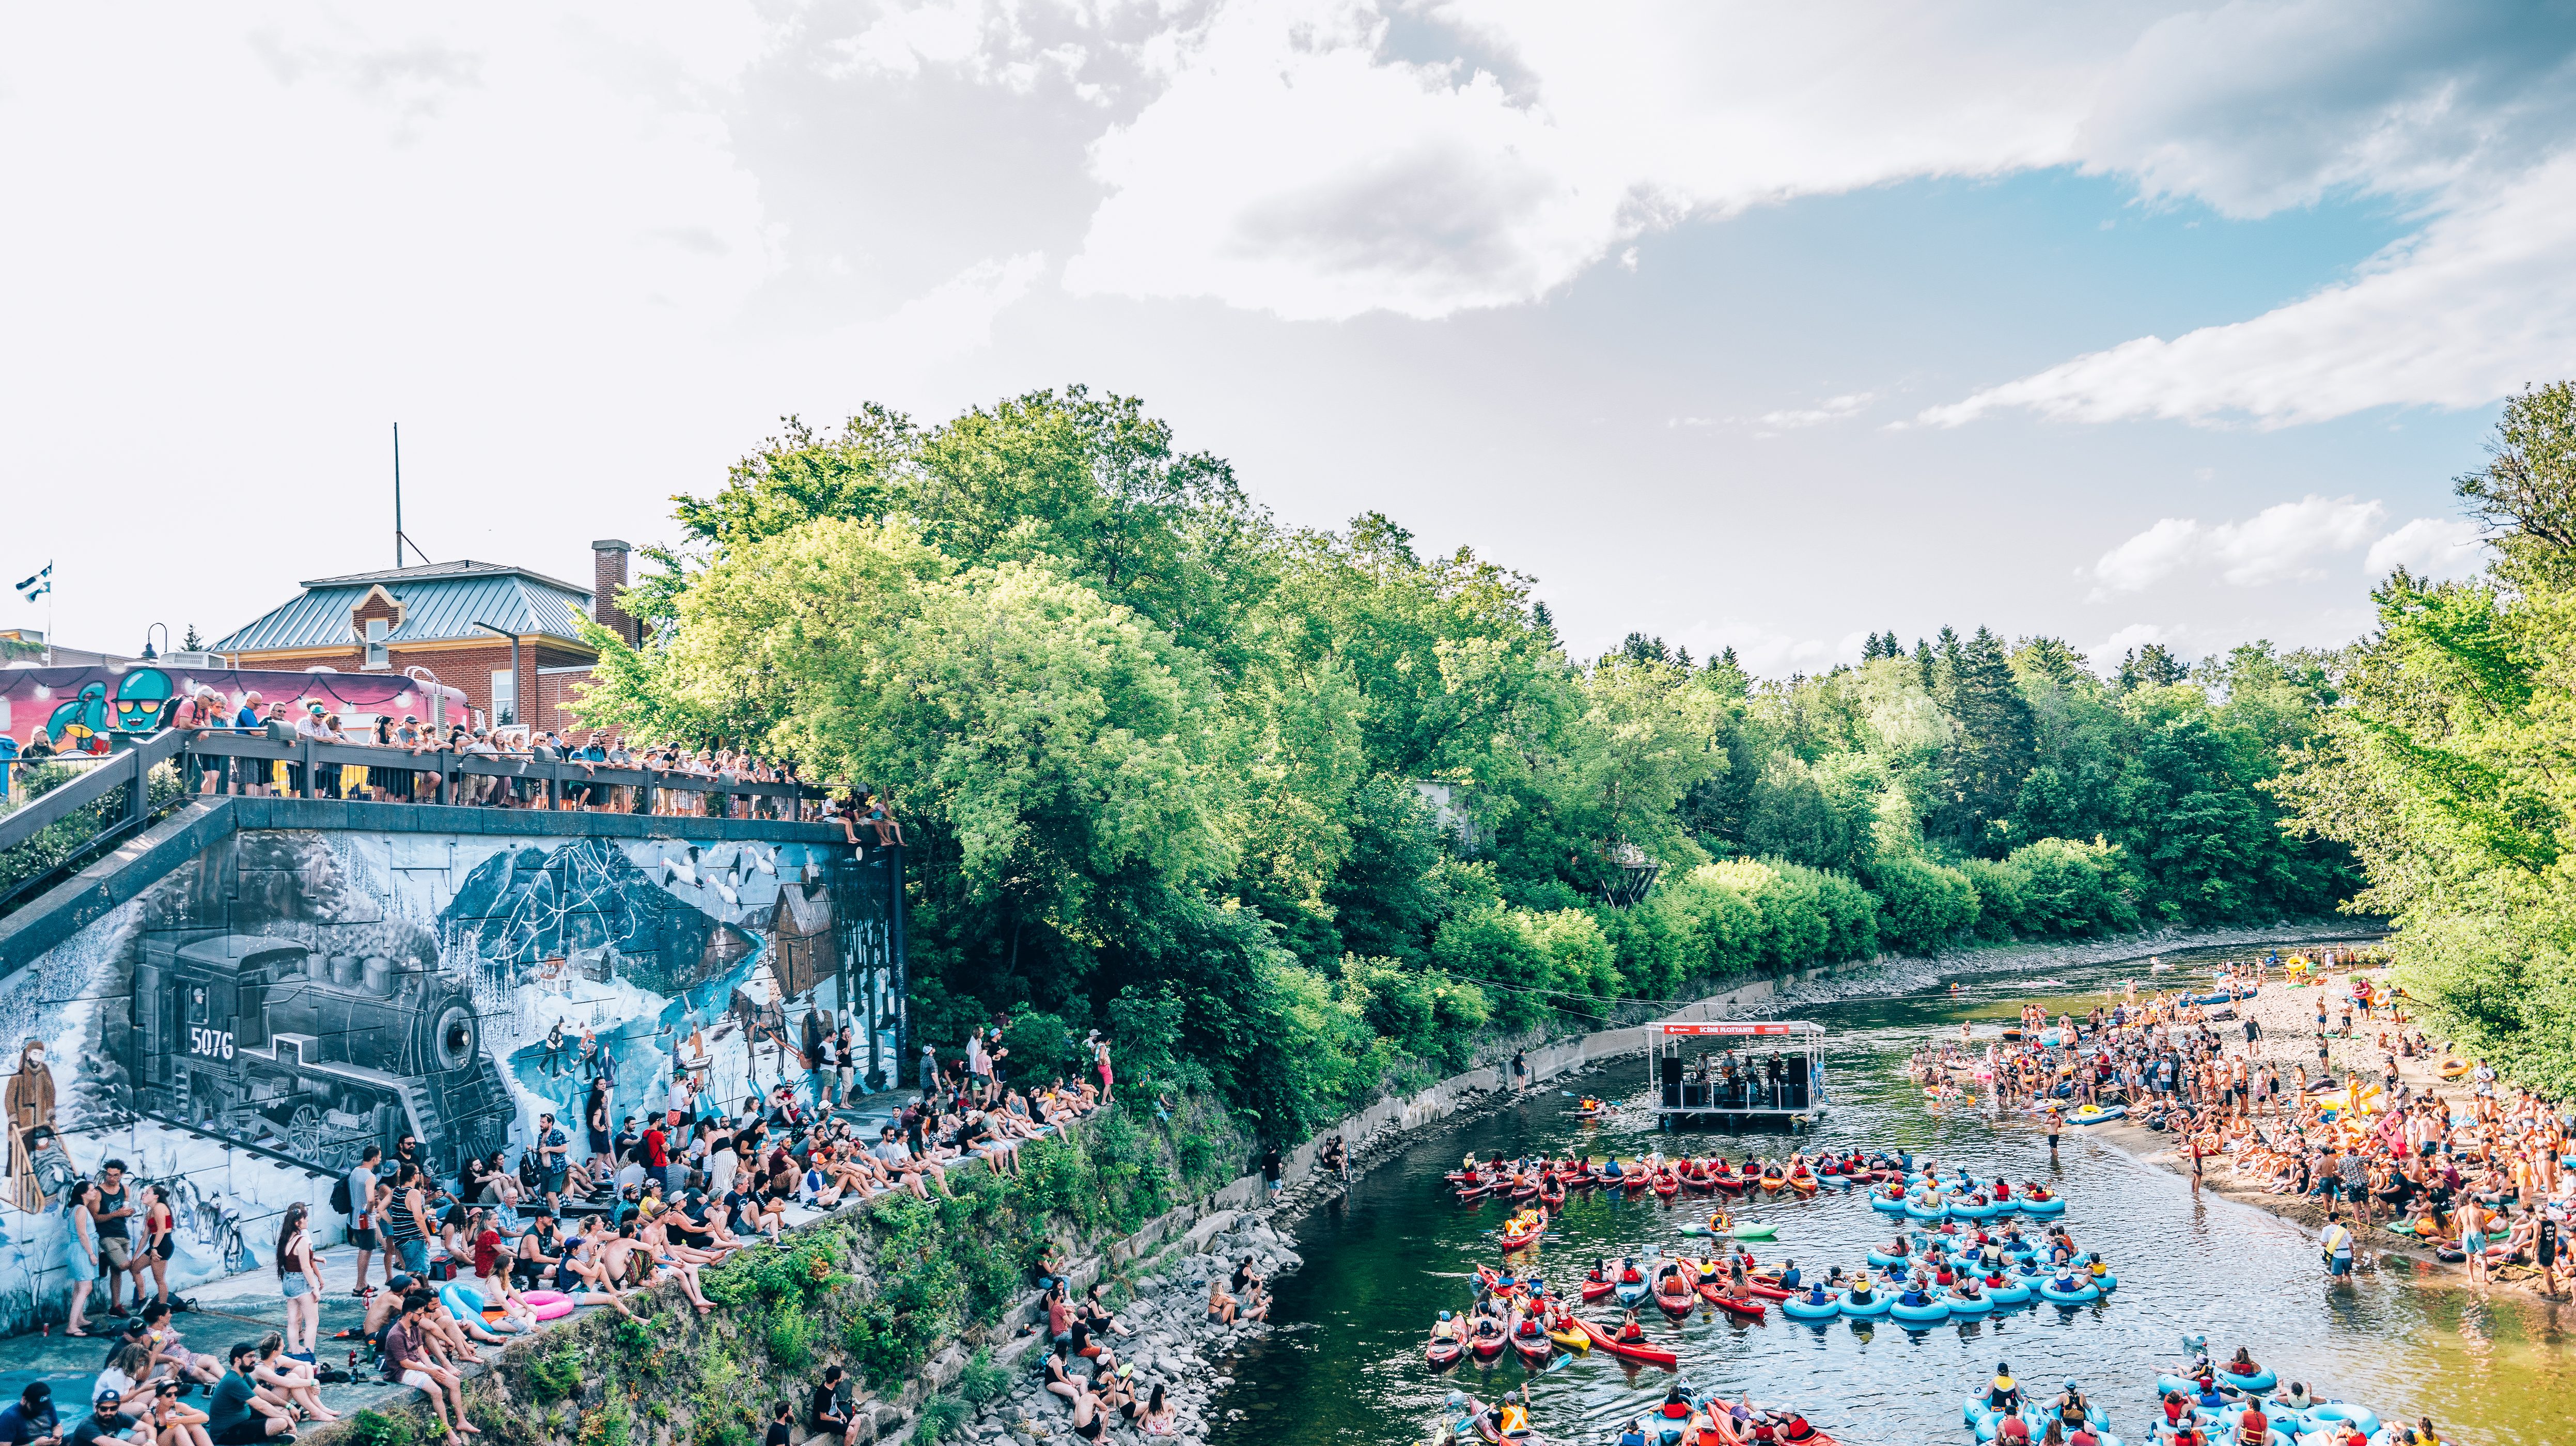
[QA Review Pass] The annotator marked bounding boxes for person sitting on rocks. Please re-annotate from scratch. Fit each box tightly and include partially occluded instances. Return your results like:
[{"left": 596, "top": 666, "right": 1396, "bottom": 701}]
[{"left": 1206, "top": 1275, "right": 1238, "bottom": 1326}]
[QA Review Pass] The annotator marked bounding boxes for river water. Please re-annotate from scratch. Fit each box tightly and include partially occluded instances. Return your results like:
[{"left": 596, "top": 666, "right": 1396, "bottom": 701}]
[{"left": 1205, "top": 939, "right": 2574, "bottom": 1446}]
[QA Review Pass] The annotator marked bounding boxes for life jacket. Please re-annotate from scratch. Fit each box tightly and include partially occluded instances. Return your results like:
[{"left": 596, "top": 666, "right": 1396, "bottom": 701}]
[
  {"left": 1618, "top": 1322, "right": 1644, "bottom": 1342},
  {"left": 1498, "top": 1403, "right": 1529, "bottom": 1436},
  {"left": 1661, "top": 1401, "right": 1691, "bottom": 1419}
]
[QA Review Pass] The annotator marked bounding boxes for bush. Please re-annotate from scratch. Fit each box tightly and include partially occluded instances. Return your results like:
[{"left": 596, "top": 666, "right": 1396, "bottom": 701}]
[
  {"left": 525, "top": 1341, "right": 583, "bottom": 1402},
  {"left": 1868, "top": 853, "right": 1980, "bottom": 953},
  {"left": 957, "top": 1349, "right": 1010, "bottom": 1405},
  {"left": 913, "top": 1394, "right": 970, "bottom": 1443},
  {"left": 1004, "top": 1011, "right": 1076, "bottom": 1082},
  {"left": 342, "top": 1412, "right": 419, "bottom": 1446}
]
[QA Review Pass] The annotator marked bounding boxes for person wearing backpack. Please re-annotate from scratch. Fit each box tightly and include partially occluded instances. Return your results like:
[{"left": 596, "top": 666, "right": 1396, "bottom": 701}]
[{"left": 334, "top": 1146, "right": 383, "bottom": 1300}]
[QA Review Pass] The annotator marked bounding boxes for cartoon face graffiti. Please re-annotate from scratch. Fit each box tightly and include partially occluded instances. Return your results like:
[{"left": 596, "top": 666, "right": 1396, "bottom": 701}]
[
  {"left": 45, "top": 682, "right": 108, "bottom": 747},
  {"left": 112, "top": 667, "right": 175, "bottom": 733}
]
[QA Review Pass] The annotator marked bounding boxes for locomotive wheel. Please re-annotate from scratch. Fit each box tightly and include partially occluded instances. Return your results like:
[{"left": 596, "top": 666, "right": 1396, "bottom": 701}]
[{"left": 285, "top": 1105, "right": 323, "bottom": 1157}]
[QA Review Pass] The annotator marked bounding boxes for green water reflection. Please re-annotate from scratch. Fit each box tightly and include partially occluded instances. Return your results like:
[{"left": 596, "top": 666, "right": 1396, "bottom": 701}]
[{"left": 1204, "top": 941, "right": 2574, "bottom": 1446}]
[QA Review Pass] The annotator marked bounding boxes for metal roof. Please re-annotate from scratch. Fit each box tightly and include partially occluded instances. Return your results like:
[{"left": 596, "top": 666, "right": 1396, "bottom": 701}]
[
  {"left": 302, "top": 560, "right": 594, "bottom": 596},
  {"left": 214, "top": 561, "right": 598, "bottom": 653}
]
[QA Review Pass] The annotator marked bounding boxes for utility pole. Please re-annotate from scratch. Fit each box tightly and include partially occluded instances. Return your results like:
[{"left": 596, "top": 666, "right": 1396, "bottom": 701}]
[{"left": 394, "top": 422, "right": 403, "bottom": 569}]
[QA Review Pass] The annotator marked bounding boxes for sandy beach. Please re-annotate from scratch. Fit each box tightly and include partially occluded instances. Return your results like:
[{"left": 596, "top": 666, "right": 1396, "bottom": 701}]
[{"left": 2056, "top": 956, "right": 2568, "bottom": 1300}]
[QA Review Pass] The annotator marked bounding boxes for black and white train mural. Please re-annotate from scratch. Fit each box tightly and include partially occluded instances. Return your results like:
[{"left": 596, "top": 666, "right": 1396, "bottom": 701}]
[{"left": 0, "top": 827, "right": 900, "bottom": 1331}]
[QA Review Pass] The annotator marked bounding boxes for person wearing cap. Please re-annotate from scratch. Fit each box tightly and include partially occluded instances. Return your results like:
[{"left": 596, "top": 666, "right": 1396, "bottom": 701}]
[
  {"left": 0, "top": 1384, "right": 61, "bottom": 1446},
  {"left": 67, "top": 1391, "right": 135, "bottom": 1446}
]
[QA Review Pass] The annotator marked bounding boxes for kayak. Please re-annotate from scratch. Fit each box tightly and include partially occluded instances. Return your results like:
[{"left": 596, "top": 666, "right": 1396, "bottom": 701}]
[
  {"left": 1679, "top": 1220, "right": 1777, "bottom": 1239},
  {"left": 1510, "top": 1332, "right": 1552, "bottom": 1368},
  {"left": 1497, "top": 1221, "right": 1543, "bottom": 1250},
  {"left": 1572, "top": 1317, "right": 1680, "bottom": 1369},
  {"left": 1652, "top": 1284, "right": 1695, "bottom": 1314},
  {"left": 1653, "top": 1176, "right": 1680, "bottom": 1200},
  {"left": 1547, "top": 1323, "right": 1589, "bottom": 1353},
  {"left": 1695, "top": 1283, "right": 1767, "bottom": 1320},
  {"left": 1469, "top": 1333, "right": 1505, "bottom": 1361},
  {"left": 1580, "top": 1280, "right": 1616, "bottom": 1302},
  {"left": 1786, "top": 1174, "right": 1818, "bottom": 1195},
  {"left": 1426, "top": 1337, "right": 1463, "bottom": 1368}
]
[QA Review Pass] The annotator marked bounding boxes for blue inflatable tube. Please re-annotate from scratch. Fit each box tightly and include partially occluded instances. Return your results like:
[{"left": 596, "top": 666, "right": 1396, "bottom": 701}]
[
  {"left": 2090, "top": 1271, "right": 2119, "bottom": 1293},
  {"left": 2211, "top": 1366, "right": 2272, "bottom": 1393},
  {"left": 1951, "top": 1199, "right": 2002, "bottom": 1220},
  {"left": 1865, "top": 1248, "right": 1916, "bottom": 1268},
  {"left": 1945, "top": 1291, "right": 1993, "bottom": 1316},
  {"left": 2300, "top": 1404, "right": 2380, "bottom": 1438},
  {"left": 1904, "top": 1198, "right": 1949, "bottom": 1221},
  {"left": 1839, "top": 1290, "right": 1891, "bottom": 1318},
  {"left": 1980, "top": 1276, "right": 2032, "bottom": 1305},
  {"left": 1887, "top": 1297, "right": 1950, "bottom": 1325},
  {"left": 2016, "top": 1195, "right": 2067, "bottom": 1217},
  {"left": 2038, "top": 1278, "right": 2098, "bottom": 1305},
  {"left": 437, "top": 1282, "right": 487, "bottom": 1321},
  {"left": 1868, "top": 1193, "right": 1908, "bottom": 1215},
  {"left": 1782, "top": 1292, "right": 1840, "bottom": 1321}
]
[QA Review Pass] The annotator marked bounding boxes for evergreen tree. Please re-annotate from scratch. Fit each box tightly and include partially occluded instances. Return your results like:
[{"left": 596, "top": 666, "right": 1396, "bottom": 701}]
[
  {"left": 1913, "top": 638, "right": 1937, "bottom": 691},
  {"left": 2117, "top": 643, "right": 2190, "bottom": 691},
  {"left": 180, "top": 624, "right": 204, "bottom": 652},
  {"left": 1939, "top": 625, "right": 2037, "bottom": 851}
]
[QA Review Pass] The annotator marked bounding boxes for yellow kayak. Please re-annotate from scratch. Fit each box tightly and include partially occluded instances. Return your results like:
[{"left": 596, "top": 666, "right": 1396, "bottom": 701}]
[{"left": 1547, "top": 1324, "right": 1589, "bottom": 1351}]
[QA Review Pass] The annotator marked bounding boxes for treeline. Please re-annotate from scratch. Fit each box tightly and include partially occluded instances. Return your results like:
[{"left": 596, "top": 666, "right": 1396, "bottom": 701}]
[
  {"left": 2273, "top": 383, "right": 2576, "bottom": 1098},
  {"left": 574, "top": 388, "right": 2353, "bottom": 1141}
]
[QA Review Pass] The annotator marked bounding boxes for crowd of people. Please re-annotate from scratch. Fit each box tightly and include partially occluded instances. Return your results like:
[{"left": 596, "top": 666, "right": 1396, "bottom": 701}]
[
  {"left": 1918, "top": 953, "right": 2573, "bottom": 1297},
  {"left": 40, "top": 1013, "right": 1128, "bottom": 1443}
]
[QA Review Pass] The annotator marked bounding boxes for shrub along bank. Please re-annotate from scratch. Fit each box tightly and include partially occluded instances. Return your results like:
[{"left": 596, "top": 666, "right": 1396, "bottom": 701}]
[{"left": 338, "top": 1095, "right": 1245, "bottom": 1446}]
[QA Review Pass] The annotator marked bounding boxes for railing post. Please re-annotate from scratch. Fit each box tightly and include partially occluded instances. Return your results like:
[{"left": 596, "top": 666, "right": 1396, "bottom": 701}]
[
  {"left": 126, "top": 744, "right": 148, "bottom": 827},
  {"left": 639, "top": 768, "right": 657, "bottom": 816}
]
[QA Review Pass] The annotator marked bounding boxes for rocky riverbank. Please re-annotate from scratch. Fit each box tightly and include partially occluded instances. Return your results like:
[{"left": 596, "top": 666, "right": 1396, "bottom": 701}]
[{"left": 972, "top": 1216, "right": 1306, "bottom": 1446}]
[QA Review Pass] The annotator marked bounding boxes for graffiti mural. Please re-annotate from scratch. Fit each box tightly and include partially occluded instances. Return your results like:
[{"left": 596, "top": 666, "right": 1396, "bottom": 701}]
[
  {"left": 0, "top": 664, "right": 471, "bottom": 758},
  {"left": 0, "top": 824, "right": 894, "bottom": 1333}
]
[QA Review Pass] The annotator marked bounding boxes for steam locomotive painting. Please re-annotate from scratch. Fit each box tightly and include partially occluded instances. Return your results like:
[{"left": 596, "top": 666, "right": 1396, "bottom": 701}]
[{"left": 131, "top": 933, "right": 513, "bottom": 1178}]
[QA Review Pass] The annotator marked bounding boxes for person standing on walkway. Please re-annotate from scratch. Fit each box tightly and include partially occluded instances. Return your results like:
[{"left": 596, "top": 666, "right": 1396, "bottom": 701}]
[{"left": 1511, "top": 1050, "right": 1528, "bottom": 1092}]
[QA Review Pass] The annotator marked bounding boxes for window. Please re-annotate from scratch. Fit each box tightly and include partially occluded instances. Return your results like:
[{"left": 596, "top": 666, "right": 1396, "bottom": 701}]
[
  {"left": 364, "top": 618, "right": 389, "bottom": 669},
  {"left": 491, "top": 670, "right": 517, "bottom": 725}
]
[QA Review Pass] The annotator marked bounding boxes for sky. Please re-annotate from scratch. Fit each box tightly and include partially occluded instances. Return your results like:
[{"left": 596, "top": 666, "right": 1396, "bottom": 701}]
[{"left": 6, "top": 1, "right": 2573, "bottom": 677}]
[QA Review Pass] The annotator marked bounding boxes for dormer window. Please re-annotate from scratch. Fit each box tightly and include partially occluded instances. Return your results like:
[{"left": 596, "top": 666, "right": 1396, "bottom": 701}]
[{"left": 364, "top": 618, "right": 389, "bottom": 669}]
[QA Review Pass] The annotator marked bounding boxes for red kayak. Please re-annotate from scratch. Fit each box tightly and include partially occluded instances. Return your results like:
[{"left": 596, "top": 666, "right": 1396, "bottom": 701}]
[
  {"left": 1426, "top": 1338, "right": 1463, "bottom": 1369},
  {"left": 1695, "top": 1282, "right": 1767, "bottom": 1320},
  {"left": 1511, "top": 1331, "right": 1552, "bottom": 1368},
  {"left": 1652, "top": 1284, "right": 1694, "bottom": 1314},
  {"left": 1470, "top": 1333, "right": 1505, "bottom": 1361},
  {"left": 1510, "top": 1182, "right": 1540, "bottom": 1201},
  {"left": 1652, "top": 1175, "right": 1680, "bottom": 1200},
  {"left": 1573, "top": 1317, "right": 1679, "bottom": 1369},
  {"left": 1456, "top": 1185, "right": 1492, "bottom": 1202},
  {"left": 1539, "top": 1186, "right": 1567, "bottom": 1209},
  {"left": 1497, "top": 1222, "right": 1542, "bottom": 1251},
  {"left": 1580, "top": 1280, "right": 1615, "bottom": 1302}
]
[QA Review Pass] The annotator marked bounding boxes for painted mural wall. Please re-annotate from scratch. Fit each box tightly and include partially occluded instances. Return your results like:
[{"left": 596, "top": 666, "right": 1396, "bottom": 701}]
[
  {"left": 0, "top": 825, "right": 889, "bottom": 1333},
  {"left": 0, "top": 664, "right": 471, "bottom": 757}
]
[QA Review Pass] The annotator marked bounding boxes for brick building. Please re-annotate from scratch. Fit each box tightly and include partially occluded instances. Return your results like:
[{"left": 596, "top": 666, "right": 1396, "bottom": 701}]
[{"left": 213, "top": 542, "right": 644, "bottom": 733}]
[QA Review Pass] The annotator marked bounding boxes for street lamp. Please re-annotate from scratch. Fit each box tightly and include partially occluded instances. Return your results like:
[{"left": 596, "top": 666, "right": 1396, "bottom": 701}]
[
  {"left": 140, "top": 623, "right": 168, "bottom": 662},
  {"left": 470, "top": 620, "right": 521, "bottom": 727}
]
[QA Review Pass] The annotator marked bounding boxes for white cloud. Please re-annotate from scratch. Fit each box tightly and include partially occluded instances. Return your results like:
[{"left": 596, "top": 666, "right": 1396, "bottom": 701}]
[
  {"left": 838, "top": 253, "right": 1050, "bottom": 363},
  {"left": 1756, "top": 392, "right": 1874, "bottom": 432},
  {"left": 2091, "top": 621, "right": 2180, "bottom": 666},
  {"left": 1919, "top": 151, "right": 2576, "bottom": 429},
  {"left": 2092, "top": 517, "right": 2206, "bottom": 593},
  {"left": 1672, "top": 617, "right": 1833, "bottom": 677},
  {"left": 2364, "top": 516, "right": 2487, "bottom": 580},
  {"left": 2089, "top": 495, "right": 2388, "bottom": 595}
]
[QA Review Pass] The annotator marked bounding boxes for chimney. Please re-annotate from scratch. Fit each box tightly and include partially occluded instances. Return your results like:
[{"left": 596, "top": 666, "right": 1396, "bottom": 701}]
[{"left": 591, "top": 540, "right": 637, "bottom": 647}]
